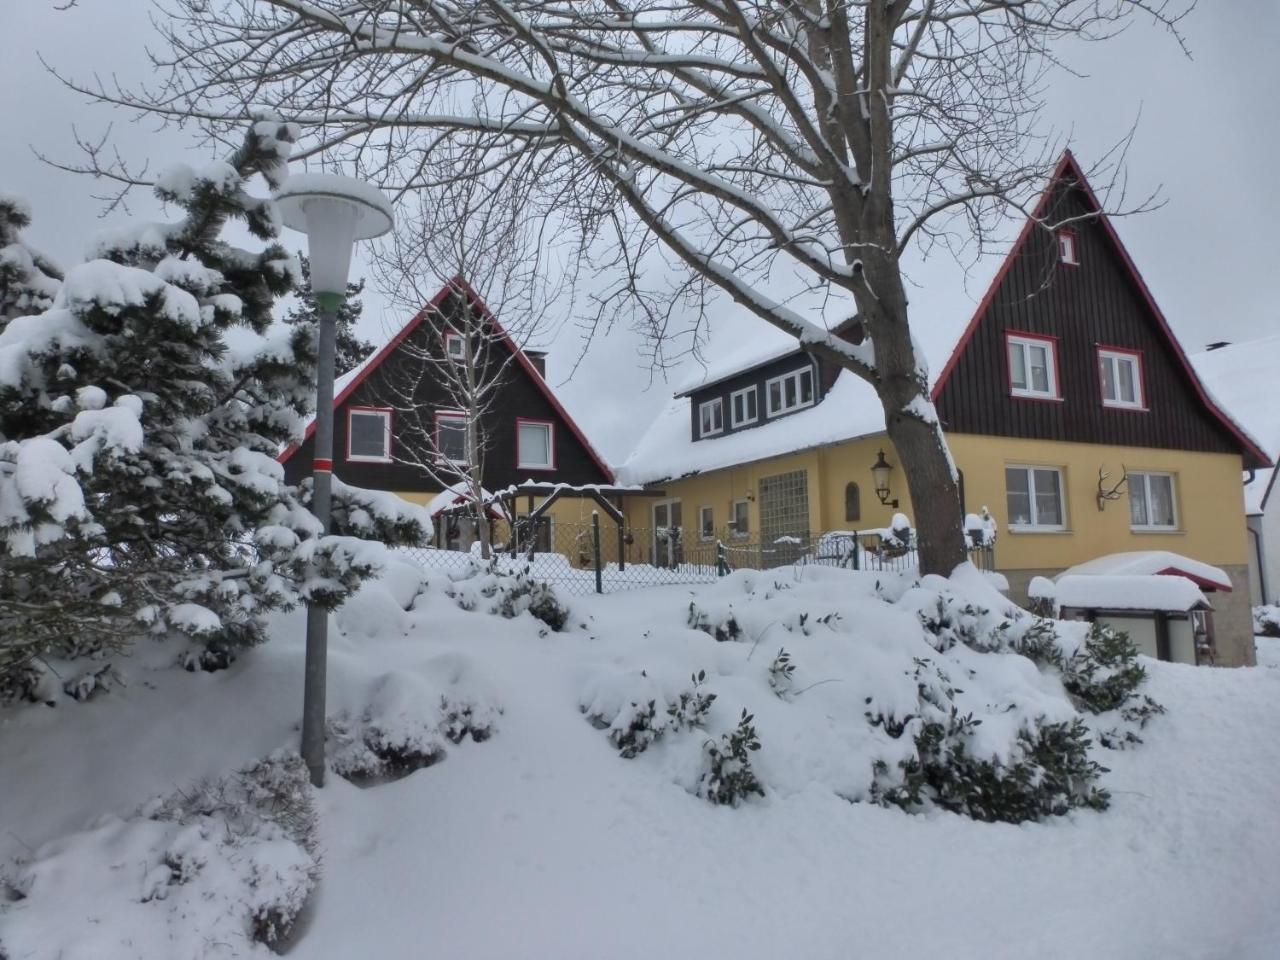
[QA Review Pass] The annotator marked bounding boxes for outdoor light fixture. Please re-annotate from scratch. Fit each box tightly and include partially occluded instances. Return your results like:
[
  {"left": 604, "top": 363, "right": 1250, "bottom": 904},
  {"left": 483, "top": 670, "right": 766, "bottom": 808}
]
[
  {"left": 275, "top": 172, "right": 393, "bottom": 788},
  {"left": 871, "top": 449, "right": 899, "bottom": 508}
]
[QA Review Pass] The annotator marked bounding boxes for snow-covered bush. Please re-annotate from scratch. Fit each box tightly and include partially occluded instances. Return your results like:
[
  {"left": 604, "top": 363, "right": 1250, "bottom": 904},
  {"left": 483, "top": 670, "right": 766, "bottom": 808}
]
[
  {"left": 448, "top": 560, "right": 570, "bottom": 631},
  {"left": 767, "top": 648, "right": 796, "bottom": 698},
  {"left": 698, "top": 709, "right": 765, "bottom": 807},
  {"left": 1254, "top": 604, "right": 1280, "bottom": 638},
  {"left": 581, "top": 669, "right": 716, "bottom": 758},
  {"left": 963, "top": 507, "right": 998, "bottom": 550},
  {"left": 0, "top": 123, "right": 429, "bottom": 690},
  {"left": 0, "top": 753, "right": 319, "bottom": 956},
  {"left": 1026, "top": 576, "right": 1057, "bottom": 618},
  {"left": 687, "top": 599, "right": 743, "bottom": 642}
]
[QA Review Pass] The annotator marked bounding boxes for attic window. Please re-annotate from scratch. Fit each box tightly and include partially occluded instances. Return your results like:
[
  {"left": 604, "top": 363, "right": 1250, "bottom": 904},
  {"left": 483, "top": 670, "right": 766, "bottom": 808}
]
[
  {"left": 1098, "top": 347, "right": 1145, "bottom": 410},
  {"left": 699, "top": 398, "right": 724, "bottom": 437},
  {"left": 1058, "top": 229, "right": 1079, "bottom": 266},
  {"left": 347, "top": 408, "right": 392, "bottom": 462},
  {"left": 766, "top": 366, "right": 815, "bottom": 417},
  {"left": 1007, "top": 332, "right": 1060, "bottom": 400},
  {"left": 445, "top": 330, "right": 466, "bottom": 362}
]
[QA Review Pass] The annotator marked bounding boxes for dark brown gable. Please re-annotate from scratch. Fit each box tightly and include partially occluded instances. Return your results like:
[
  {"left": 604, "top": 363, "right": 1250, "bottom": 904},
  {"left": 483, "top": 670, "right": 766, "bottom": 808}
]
[
  {"left": 281, "top": 280, "right": 614, "bottom": 492},
  {"left": 933, "top": 159, "right": 1265, "bottom": 468}
]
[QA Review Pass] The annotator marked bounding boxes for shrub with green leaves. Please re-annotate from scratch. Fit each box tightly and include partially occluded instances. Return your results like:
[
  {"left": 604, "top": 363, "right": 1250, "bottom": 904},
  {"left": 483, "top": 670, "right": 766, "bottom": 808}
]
[{"left": 698, "top": 709, "right": 765, "bottom": 806}]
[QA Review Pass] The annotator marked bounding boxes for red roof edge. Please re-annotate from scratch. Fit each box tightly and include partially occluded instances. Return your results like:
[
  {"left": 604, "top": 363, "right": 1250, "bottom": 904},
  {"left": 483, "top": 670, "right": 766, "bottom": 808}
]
[
  {"left": 930, "top": 151, "right": 1270, "bottom": 471},
  {"left": 278, "top": 277, "right": 616, "bottom": 483},
  {"left": 1156, "top": 567, "right": 1232, "bottom": 593}
]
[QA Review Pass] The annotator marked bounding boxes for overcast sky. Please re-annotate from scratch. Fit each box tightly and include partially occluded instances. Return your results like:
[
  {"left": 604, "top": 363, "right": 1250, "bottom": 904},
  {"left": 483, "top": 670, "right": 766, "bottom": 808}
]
[{"left": 3, "top": 2, "right": 1277, "bottom": 463}]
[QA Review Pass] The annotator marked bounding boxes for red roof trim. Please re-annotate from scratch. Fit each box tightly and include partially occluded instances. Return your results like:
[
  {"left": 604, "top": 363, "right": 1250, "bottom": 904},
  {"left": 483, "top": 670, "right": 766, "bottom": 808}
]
[
  {"left": 278, "top": 276, "right": 616, "bottom": 482},
  {"left": 1156, "top": 567, "right": 1232, "bottom": 593},
  {"left": 930, "top": 151, "right": 1270, "bottom": 470}
]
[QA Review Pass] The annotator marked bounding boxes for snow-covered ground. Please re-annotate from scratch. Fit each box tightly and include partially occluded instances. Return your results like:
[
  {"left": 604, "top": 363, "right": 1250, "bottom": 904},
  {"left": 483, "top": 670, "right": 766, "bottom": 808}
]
[{"left": 4, "top": 565, "right": 1280, "bottom": 959}]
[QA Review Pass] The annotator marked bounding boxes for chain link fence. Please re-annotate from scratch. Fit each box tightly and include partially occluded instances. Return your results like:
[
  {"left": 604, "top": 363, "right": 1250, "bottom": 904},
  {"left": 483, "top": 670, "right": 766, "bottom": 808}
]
[{"left": 399, "top": 517, "right": 995, "bottom": 597}]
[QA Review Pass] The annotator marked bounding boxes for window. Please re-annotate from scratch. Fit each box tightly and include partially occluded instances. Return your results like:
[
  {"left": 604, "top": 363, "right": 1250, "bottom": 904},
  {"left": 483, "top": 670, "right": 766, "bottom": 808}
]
[
  {"left": 1058, "top": 229, "right": 1079, "bottom": 265},
  {"left": 435, "top": 412, "right": 470, "bottom": 464},
  {"left": 445, "top": 331, "right": 466, "bottom": 362},
  {"left": 347, "top": 408, "right": 392, "bottom": 462},
  {"left": 1130, "top": 472, "right": 1177, "bottom": 530},
  {"left": 517, "top": 419, "right": 554, "bottom": 470},
  {"left": 730, "top": 386, "right": 758, "bottom": 428},
  {"left": 844, "top": 482, "right": 861, "bottom": 523},
  {"left": 766, "top": 366, "right": 815, "bottom": 417},
  {"left": 1098, "top": 348, "right": 1144, "bottom": 409},
  {"left": 1006, "top": 333, "right": 1060, "bottom": 400},
  {"left": 699, "top": 505, "right": 715, "bottom": 541},
  {"left": 1005, "top": 465, "right": 1066, "bottom": 529},
  {"left": 730, "top": 499, "right": 749, "bottom": 538},
  {"left": 699, "top": 398, "right": 724, "bottom": 437}
]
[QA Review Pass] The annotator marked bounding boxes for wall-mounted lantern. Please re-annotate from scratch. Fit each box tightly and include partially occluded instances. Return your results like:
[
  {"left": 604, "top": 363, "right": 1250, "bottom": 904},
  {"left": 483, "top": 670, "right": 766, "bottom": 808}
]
[{"left": 871, "top": 449, "right": 899, "bottom": 508}]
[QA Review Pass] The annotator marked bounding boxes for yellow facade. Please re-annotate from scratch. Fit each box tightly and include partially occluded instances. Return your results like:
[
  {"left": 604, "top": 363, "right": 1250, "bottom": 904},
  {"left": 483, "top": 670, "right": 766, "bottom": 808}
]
[{"left": 619, "top": 432, "right": 1249, "bottom": 576}]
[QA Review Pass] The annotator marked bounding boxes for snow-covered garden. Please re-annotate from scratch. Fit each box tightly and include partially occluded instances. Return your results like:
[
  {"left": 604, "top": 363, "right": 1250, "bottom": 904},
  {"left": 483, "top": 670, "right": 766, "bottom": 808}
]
[{"left": 4, "top": 557, "right": 1280, "bottom": 958}]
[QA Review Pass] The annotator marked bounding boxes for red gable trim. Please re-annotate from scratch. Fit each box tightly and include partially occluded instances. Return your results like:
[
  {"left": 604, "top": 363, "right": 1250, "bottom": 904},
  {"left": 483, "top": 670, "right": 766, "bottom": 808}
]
[
  {"left": 278, "top": 276, "right": 616, "bottom": 482},
  {"left": 1156, "top": 567, "right": 1232, "bottom": 593},
  {"left": 930, "top": 151, "right": 1271, "bottom": 470}
]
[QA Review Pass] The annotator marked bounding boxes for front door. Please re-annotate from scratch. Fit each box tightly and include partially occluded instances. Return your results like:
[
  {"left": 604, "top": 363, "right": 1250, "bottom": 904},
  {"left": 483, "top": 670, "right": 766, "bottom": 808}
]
[
  {"left": 652, "top": 500, "right": 683, "bottom": 568},
  {"left": 758, "top": 469, "right": 810, "bottom": 568}
]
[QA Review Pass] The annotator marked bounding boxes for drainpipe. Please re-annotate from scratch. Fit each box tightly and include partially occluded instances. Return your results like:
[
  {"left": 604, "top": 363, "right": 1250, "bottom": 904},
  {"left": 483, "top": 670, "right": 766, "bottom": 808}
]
[{"left": 1244, "top": 470, "right": 1268, "bottom": 605}]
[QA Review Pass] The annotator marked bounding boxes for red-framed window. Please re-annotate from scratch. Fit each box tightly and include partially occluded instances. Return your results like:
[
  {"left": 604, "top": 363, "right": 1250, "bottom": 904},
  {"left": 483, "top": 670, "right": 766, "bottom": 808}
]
[
  {"left": 1096, "top": 345, "right": 1146, "bottom": 410},
  {"left": 1058, "top": 228, "right": 1079, "bottom": 266},
  {"left": 1005, "top": 331, "right": 1061, "bottom": 401},
  {"left": 346, "top": 406, "right": 393, "bottom": 462},
  {"left": 516, "top": 418, "right": 555, "bottom": 470},
  {"left": 434, "top": 410, "right": 470, "bottom": 464}
]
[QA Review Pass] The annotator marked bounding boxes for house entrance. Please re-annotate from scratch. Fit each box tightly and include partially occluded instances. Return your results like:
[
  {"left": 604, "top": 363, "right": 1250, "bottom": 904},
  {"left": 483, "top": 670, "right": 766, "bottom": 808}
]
[
  {"left": 652, "top": 499, "right": 684, "bottom": 568},
  {"left": 758, "top": 469, "right": 810, "bottom": 568}
]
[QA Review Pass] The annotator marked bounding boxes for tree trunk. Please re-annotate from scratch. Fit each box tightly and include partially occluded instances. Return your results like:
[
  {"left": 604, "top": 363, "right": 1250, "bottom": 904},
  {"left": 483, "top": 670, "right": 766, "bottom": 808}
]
[{"left": 882, "top": 402, "right": 968, "bottom": 576}]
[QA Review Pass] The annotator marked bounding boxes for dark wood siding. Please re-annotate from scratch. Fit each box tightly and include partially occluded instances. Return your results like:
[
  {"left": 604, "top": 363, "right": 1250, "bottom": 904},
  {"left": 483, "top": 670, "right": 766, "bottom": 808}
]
[
  {"left": 283, "top": 290, "right": 611, "bottom": 492},
  {"left": 934, "top": 181, "right": 1238, "bottom": 457},
  {"left": 688, "top": 352, "right": 827, "bottom": 441}
]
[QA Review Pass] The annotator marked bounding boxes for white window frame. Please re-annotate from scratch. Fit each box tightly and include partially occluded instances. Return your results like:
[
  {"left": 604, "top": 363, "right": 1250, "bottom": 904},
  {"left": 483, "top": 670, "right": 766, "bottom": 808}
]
[
  {"left": 1097, "top": 348, "right": 1145, "bottom": 410},
  {"left": 699, "top": 397, "right": 724, "bottom": 437},
  {"left": 765, "top": 365, "right": 816, "bottom": 418},
  {"left": 730, "top": 498, "right": 750, "bottom": 538},
  {"left": 346, "top": 407, "right": 393, "bottom": 463},
  {"left": 516, "top": 419, "right": 555, "bottom": 471},
  {"left": 434, "top": 411, "right": 471, "bottom": 465},
  {"left": 1129, "top": 471, "right": 1178, "bottom": 531},
  {"left": 1005, "top": 464, "right": 1067, "bottom": 531},
  {"left": 698, "top": 505, "right": 715, "bottom": 541},
  {"left": 1006, "top": 333, "right": 1060, "bottom": 400},
  {"left": 1058, "top": 229, "right": 1079, "bottom": 266},
  {"left": 445, "top": 330, "right": 466, "bottom": 362},
  {"left": 730, "top": 386, "right": 758, "bottom": 428}
]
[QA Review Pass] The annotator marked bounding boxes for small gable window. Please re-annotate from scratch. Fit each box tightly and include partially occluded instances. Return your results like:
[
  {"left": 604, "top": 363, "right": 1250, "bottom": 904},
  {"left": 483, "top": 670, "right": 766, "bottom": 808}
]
[
  {"left": 730, "top": 386, "right": 758, "bottom": 428},
  {"left": 1058, "top": 229, "right": 1079, "bottom": 266},
  {"left": 1006, "top": 332, "right": 1060, "bottom": 400},
  {"left": 445, "top": 330, "right": 466, "bottom": 362},
  {"left": 1098, "top": 347, "right": 1144, "bottom": 410},
  {"left": 517, "top": 419, "right": 554, "bottom": 470},
  {"left": 844, "top": 482, "right": 861, "bottom": 523},
  {"left": 766, "top": 366, "right": 815, "bottom": 417},
  {"left": 347, "top": 408, "right": 392, "bottom": 462},
  {"left": 699, "top": 398, "right": 724, "bottom": 437}
]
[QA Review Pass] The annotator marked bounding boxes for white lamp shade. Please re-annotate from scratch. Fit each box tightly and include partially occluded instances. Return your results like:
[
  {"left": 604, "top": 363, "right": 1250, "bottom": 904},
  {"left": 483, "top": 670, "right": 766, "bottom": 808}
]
[{"left": 274, "top": 173, "right": 394, "bottom": 296}]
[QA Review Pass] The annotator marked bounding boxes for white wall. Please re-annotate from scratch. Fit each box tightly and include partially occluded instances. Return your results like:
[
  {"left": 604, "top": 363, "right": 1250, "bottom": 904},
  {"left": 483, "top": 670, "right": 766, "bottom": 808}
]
[{"left": 1259, "top": 498, "right": 1280, "bottom": 606}]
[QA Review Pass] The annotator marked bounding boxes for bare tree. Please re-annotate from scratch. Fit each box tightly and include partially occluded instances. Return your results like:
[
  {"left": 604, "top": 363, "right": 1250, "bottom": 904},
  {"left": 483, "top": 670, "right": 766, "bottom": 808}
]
[
  {"left": 63, "top": 0, "right": 1192, "bottom": 574},
  {"left": 369, "top": 156, "right": 554, "bottom": 559}
]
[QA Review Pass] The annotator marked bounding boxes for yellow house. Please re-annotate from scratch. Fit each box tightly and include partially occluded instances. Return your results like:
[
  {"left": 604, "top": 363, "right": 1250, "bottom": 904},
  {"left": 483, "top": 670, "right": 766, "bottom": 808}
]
[{"left": 615, "top": 154, "right": 1268, "bottom": 666}]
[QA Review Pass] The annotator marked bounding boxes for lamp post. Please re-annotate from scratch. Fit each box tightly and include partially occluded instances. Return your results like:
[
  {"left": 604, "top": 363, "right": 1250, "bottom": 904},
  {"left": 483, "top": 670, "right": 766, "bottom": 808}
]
[{"left": 275, "top": 173, "right": 393, "bottom": 787}]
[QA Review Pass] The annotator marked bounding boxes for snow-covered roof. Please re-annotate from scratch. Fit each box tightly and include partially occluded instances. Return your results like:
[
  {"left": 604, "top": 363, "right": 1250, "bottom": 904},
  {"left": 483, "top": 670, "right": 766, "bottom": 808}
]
[
  {"left": 1055, "top": 574, "right": 1210, "bottom": 613},
  {"left": 1058, "top": 551, "right": 1232, "bottom": 593},
  {"left": 1190, "top": 336, "right": 1280, "bottom": 514}
]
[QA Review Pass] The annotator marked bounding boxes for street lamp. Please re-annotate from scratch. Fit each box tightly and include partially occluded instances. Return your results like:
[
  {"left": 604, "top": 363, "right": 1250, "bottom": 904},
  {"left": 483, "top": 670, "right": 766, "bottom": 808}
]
[
  {"left": 275, "top": 173, "right": 393, "bottom": 787},
  {"left": 870, "top": 449, "right": 899, "bottom": 509}
]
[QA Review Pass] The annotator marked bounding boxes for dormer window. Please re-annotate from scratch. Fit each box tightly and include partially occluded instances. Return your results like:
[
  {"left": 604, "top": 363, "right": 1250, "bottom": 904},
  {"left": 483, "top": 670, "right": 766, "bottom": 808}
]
[
  {"left": 1058, "top": 228, "right": 1079, "bottom": 266},
  {"left": 766, "top": 367, "right": 815, "bottom": 417},
  {"left": 445, "top": 330, "right": 466, "bottom": 362},
  {"left": 699, "top": 398, "right": 724, "bottom": 437},
  {"left": 730, "top": 386, "right": 758, "bottom": 427}
]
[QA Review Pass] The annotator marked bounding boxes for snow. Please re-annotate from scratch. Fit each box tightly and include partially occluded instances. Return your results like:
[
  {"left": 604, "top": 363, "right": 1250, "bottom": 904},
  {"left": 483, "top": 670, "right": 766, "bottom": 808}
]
[
  {"left": 5, "top": 563, "right": 1280, "bottom": 956},
  {"left": 1059, "top": 551, "right": 1232, "bottom": 592},
  {"left": 61, "top": 259, "right": 202, "bottom": 329},
  {"left": 1056, "top": 574, "right": 1208, "bottom": 612},
  {"left": 274, "top": 173, "right": 394, "bottom": 240}
]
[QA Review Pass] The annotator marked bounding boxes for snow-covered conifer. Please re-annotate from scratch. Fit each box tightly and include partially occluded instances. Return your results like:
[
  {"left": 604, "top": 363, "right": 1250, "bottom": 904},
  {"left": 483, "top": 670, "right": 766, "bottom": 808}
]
[
  {"left": 0, "top": 120, "right": 429, "bottom": 687},
  {"left": 0, "top": 194, "right": 63, "bottom": 329},
  {"left": 284, "top": 253, "right": 373, "bottom": 376}
]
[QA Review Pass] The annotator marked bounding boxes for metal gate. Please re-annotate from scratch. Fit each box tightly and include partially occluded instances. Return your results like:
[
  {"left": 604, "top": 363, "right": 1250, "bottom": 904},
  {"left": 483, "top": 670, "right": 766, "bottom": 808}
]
[{"left": 758, "top": 469, "right": 810, "bottom": 568}]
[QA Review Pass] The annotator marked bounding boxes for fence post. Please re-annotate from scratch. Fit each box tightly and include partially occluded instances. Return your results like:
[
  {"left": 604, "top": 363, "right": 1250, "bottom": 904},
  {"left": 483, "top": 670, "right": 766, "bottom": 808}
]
[
  {"left": 716, "top": 539, "right": 729, "bottom": 576},
  {"left": 852, "top": 531, "right": 860, "bottom": 570},
  {"left": 591, "top": 511, "right": 603, "bottom": 594}
]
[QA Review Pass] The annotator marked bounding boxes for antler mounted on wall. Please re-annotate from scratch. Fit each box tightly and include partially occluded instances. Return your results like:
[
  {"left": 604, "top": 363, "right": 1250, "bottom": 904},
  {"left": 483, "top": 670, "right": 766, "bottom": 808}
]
[{"left": 1096, "top": 465, "right": 1129, "bottom": 511}]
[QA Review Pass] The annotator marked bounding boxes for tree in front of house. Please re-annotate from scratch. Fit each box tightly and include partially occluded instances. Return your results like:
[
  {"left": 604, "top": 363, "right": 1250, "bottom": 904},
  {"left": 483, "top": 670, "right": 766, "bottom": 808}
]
[
  {"left": 86, "top": 0, "right": 1190, "bottom": 575},
  {"left": 0, "top": 193, "right": 63, "bottom": 330},
  {"left": 0, "top": 120, "right": 428, "bottom": 690},
  {"left": 284, "top": 253, "right": 373, "bottom": 377}
]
